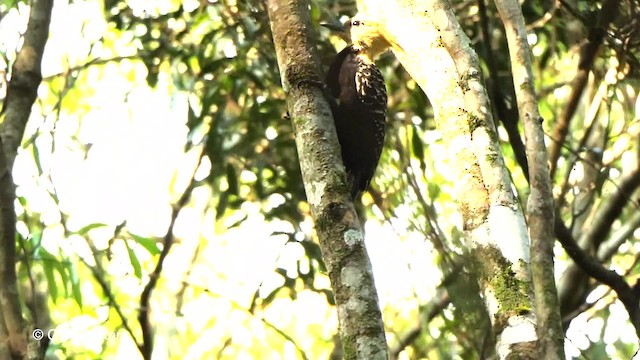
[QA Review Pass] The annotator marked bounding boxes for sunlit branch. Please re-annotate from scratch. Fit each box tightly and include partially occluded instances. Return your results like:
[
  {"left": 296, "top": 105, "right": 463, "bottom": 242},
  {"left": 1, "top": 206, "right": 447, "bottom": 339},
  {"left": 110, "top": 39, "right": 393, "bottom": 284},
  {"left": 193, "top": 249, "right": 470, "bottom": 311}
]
[
  {"left": 42, "top": 56, "right": 140, "bottom": 81},
  {"left": 392, "top": 131, "right": 452, "bottom": 263},
  {"left": 597, "top": 212, "right": 640, "bottom": 262},
  {"left": 177, "top": 279, "right": 311, "bottom": 359},
  {"left": 388, "top": 288, "right": 450, "bottom": 360},
  {"left": 556, "top": 80, "right": 607, "bottom": 208},
  {"left": 138, "top": 146, "right": 206, "bottom": 360},
  {"left": 526, "top": 0, "right": 560, "bottom": 31},
  {"left": 77, "top": 242, "right": 143, "bottom": 353},
  {"left": 48, "top": 188, "right": 141, "bottom": 351},
  {"left": 33, "top": 131, "right": 143, "bottom": 352},
  {"left": 547, "top": 0, "right": 621, "bottom": 177},
  {"left": 261, "top": 318, "right": 311, "bottom": 360},
  {"left": 405, "top": 166, "right": 451, "bottom": 263}
]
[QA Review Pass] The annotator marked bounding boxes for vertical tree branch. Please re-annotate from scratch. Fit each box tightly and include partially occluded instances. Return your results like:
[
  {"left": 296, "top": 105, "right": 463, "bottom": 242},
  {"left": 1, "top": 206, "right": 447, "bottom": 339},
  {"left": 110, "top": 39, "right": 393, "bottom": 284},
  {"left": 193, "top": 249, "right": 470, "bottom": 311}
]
[
  {"left": 493, "top": 0, "right": 564, "bottom": 358},
  {"left": 0, "top": 136, "right": 21, "bottom": 359},
  {"left": 357, "top": 0, "right": 539, "bottom": 357},
  {"left": 0, "top": 0, "right": 54, "bottom": 358},
  {"left": 419, "top": 0, "right": 537, "bottom": 357},
  {"left": 265, "top": 1, "right": 388, "bottom": 359},
  {"left": 477, "top": 0, "right": 529, "bottom": 181}
]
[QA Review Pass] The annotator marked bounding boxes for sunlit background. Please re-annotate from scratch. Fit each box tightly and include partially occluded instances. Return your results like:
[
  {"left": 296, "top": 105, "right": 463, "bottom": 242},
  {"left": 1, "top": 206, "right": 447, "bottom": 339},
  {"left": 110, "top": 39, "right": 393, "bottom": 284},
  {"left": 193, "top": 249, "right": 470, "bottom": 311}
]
[{"left": 1, "top": 0, "right": 640, "bottom": 359}]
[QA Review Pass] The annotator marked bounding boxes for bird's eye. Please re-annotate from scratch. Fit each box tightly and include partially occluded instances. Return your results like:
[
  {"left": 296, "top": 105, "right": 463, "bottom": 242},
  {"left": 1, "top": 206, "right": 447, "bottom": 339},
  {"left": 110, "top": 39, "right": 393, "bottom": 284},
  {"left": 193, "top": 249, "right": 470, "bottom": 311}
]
[{"left": 351, "top": 20, "right": 362, "bottom": 26}]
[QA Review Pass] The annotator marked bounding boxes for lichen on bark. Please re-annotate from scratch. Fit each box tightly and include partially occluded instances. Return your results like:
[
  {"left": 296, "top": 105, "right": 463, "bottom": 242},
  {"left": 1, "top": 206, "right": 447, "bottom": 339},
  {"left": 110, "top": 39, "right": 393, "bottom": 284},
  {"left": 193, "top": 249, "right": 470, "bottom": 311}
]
[{"left": 473, "top": 244, "right": 532, "bottom": 330}]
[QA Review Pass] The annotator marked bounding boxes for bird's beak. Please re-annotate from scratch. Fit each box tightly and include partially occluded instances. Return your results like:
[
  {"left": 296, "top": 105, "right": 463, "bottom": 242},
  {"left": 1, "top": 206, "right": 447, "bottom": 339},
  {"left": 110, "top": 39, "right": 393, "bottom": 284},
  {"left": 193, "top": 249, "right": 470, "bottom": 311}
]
[{"left": 320, "top": 21, "right": 347, "bottom": 33}]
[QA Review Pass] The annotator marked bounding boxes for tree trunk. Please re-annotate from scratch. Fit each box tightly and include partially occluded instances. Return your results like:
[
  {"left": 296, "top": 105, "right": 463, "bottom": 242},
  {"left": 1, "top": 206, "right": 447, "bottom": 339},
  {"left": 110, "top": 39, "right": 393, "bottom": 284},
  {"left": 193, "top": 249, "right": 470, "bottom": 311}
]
[
  {"left": 358, "top": 0, "right": 560, "bottom": 357},
  {"left": 493, "top": 0, "right": 564, "bottom": 357},
  {"left": 0, "top": 0, "right": 54, "bottom": 359},
  {"left": 265, "top": 1, "right": 389, "bottom": 359}
]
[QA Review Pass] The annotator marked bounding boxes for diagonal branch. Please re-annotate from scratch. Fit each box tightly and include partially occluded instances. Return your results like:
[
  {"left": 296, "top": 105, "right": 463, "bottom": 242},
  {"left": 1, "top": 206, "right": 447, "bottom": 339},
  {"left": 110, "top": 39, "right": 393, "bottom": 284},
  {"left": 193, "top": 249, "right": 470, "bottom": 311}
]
[
  {"left": 547, "top": 0, "right": 621, "bottom": 177},
  {"left": 389, "top": 288, "right": 450, "bottom": 360},
  {"left": 555, "top": 217, "right": 640, "bottom": 338},
  {"left": 1, "top": 0, "right": 53, "bottom": 170},
  {"left": 579, "top": 168, "right": 640, "bottom": 250},
  {"left": 562, "top": 252, "right": 640, "bottom": 326},
  {"left": 137, "top": 147, "right": 205, "bottom": 360},
  {"left": 77, "top": 241, "right": 142, "bottom": 353}
]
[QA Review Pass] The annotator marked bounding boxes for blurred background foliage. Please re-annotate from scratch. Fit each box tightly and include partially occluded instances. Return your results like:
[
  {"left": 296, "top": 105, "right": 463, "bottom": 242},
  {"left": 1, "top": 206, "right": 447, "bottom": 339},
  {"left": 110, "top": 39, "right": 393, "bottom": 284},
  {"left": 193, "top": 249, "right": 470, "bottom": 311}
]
[{"left": 1, "top": 0, "right": 639, "bottom": 358}]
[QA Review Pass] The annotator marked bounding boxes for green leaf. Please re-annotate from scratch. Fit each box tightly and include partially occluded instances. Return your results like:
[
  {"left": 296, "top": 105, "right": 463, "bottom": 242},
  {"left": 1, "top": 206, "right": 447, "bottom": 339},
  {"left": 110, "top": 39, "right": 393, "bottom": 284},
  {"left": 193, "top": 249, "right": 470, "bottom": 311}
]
[
  {"left": 73, "top": 223, "right": 108, "bottom": 236},
  {"left": 17, "top": 196, "right": 27, "bottom": 207},
  {"left": 411, "top": 126, "right": 427, "bottom": 172},
  {"left": 42, "top": 258, "right": 59, "bottom": 302},
  {"left": 32, "top": 143, "right": 43, "bottom": 175},
  {"left": 67, "top": 261, "right": 83, "bottom": 308},
  {"left": 129, "top": 234, "right": 161, "bottom": 256},
  {"left": 124, "top": 239, "right": 142, "bottom": 279},
  {"left": 1, "top": 0, "right": 19, "bottom": 10},
  {"left": 56, "top": 262, "right": 70, "bottom": 298}
]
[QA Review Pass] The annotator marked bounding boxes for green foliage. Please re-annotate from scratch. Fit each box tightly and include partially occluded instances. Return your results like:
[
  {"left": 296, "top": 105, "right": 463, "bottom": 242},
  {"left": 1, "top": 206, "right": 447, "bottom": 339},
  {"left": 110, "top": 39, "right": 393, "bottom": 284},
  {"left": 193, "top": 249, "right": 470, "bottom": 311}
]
[{"left": 22, "top": 232, "right": 84, "bottom": 308}]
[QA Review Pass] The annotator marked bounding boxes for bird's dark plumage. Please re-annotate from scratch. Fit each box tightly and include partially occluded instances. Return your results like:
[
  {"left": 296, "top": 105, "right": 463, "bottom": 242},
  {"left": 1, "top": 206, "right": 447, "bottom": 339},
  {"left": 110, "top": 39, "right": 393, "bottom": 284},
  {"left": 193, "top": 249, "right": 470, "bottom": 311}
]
[{"left": 326, "top": 44, "right": 388, "bottom": 200}]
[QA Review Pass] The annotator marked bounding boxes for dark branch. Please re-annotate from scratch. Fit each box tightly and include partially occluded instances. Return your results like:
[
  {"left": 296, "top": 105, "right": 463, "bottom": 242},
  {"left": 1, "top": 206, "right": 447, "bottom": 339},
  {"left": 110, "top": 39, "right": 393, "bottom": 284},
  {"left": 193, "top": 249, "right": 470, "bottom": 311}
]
[
  {"left": 548, "top": 0, "right": 621, "bottom": 177},
  {"left": 581, "top": 168, "right": 640, "bottom": 250},
  {"left": 555, "top": 217, "right": 640, "bottom": 337},
  {"left": 477, "top": 0, "right": 529, "bottom": 181},
  {"left": 79, "top": 248, "right": 142, "bottom": 353},
  {"left": 138, "top": 150, "right": 204, "bottom": 360},
  {"left": 0, "top": 0, "right": 54, "bottom": 357}
]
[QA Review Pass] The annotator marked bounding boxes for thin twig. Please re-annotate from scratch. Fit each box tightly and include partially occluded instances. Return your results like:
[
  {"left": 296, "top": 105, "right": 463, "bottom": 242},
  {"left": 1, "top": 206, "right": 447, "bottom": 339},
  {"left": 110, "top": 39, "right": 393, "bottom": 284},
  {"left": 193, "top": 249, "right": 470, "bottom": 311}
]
[
  {"left": 42, "top": 55, "right": 139, "bottom": 81},
  {"left": 138, "top": 146, "right": 206, "bottom": 359},
  {"left": 388, "top": 288, "right": 450, "bottom": 360},
  {"left": 78, "top": 247, "right": 143, "bottom": 352}
]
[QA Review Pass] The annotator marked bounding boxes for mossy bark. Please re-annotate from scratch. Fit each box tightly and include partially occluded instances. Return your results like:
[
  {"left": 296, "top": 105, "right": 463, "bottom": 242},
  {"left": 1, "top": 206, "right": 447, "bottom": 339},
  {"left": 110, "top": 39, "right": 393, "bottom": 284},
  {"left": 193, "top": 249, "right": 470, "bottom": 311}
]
[
  {"left": 357, "top": 1, "right": 541, "bottom": 358},
  {"left": 266, "top": 1, "right": 388, "bottom": 359}
]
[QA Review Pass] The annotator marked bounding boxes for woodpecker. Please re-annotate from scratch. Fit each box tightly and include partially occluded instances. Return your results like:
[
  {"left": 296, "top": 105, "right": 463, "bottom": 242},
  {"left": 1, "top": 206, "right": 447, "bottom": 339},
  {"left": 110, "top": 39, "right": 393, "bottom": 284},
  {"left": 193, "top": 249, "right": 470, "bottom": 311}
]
[{"left": 322, "top": 17, "right": 395, "bottom": 200}]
